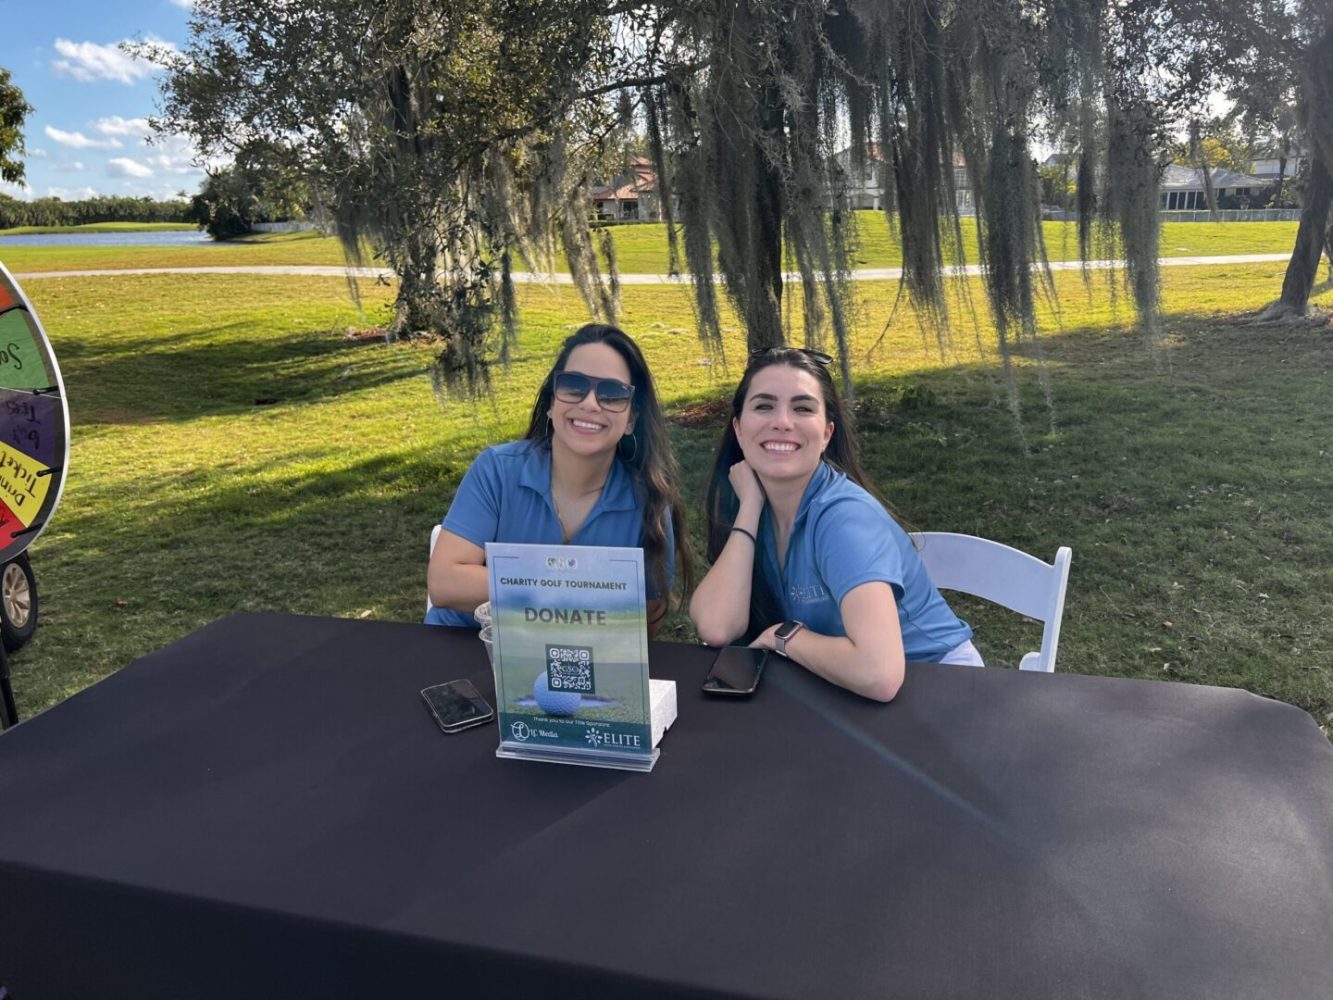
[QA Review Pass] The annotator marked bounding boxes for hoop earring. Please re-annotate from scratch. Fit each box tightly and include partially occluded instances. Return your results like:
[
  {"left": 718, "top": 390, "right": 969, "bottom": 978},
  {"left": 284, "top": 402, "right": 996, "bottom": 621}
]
[{"left": 619, "top": 432, "right": 639, "bottom": 463}]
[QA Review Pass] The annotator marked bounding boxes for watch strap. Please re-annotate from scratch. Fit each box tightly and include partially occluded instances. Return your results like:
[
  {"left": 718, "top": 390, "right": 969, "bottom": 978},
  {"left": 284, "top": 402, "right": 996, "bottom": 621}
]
[{"left": 775, "top": 620, "right": 804, "bottom": 657}]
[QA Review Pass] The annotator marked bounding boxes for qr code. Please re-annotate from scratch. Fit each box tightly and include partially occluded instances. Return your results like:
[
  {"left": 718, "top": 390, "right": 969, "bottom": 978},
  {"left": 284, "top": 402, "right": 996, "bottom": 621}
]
[{"left": 546, "top": 644, "right": 595, "bottom": 693}]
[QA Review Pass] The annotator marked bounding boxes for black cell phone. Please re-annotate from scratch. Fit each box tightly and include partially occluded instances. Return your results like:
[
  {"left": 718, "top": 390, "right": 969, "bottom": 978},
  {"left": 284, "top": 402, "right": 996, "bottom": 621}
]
[
  {"left": 702, "top": 646, "right": 769, "bottom": 696},
  {"left": 421, "top": 679, "right": 494, "bottom": 733}
]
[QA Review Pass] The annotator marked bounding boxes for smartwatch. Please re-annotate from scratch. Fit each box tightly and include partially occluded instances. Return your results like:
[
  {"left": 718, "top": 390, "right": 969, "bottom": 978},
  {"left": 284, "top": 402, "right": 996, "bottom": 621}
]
[{"left": 773, "top": 620, "right": 805, "bottom": 658}]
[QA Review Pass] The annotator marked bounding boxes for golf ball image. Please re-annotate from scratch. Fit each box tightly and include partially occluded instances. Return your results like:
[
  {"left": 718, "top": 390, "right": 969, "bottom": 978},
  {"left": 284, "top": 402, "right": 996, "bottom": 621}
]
[{"left": 534, "top": 672, "right": 582, "bottom": 716}]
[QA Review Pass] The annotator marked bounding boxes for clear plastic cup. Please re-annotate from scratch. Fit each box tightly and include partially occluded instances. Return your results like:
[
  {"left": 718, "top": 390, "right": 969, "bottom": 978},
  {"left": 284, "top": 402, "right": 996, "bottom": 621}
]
[
  {"left": 474, "top": 601, "right": 492, "bottom": 627},
  {"left": 478, "top": 623, "right": 498, "bottom": 697}
]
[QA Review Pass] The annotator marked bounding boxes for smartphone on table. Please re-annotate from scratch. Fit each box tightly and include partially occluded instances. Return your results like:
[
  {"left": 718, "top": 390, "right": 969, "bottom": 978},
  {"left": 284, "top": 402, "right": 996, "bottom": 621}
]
[
  {"left": 421, "top": 679, "right": 494, "bottom": 733},
  {"left": 702, "top": 646, "right": 769, "bottom": 697}
]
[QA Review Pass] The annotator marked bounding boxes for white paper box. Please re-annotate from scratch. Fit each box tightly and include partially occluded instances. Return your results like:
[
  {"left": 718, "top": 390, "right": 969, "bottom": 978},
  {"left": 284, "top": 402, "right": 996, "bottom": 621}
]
[{"left": 650, "top": 678, "right": 677, "bottom": 748}]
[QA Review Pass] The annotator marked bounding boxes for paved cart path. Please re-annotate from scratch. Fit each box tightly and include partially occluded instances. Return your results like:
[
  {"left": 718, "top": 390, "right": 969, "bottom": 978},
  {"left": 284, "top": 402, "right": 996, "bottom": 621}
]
[{"left": 10, "top": 253, "right": 1295, "bottom": 284}]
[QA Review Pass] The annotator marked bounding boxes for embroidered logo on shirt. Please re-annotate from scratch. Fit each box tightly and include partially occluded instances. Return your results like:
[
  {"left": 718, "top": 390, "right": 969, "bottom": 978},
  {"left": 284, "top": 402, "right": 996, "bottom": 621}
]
[{"left": 789, "top": 583, "right": 829, "bottom": 603}]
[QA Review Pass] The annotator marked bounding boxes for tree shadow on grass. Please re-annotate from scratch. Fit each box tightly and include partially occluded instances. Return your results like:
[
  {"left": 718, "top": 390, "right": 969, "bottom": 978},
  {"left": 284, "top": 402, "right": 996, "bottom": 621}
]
[
  {"left": 61, "top": 321, "right": 428, "bottom": 423},
  {"left": 23, "top": 449, "right": 453, "bottom": 706}
]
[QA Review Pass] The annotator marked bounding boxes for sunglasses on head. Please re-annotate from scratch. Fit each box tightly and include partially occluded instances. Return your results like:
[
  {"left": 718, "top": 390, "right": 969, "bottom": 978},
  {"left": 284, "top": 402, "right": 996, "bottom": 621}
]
[
  {"left": 553, "top": 371, "right": 636, "bottom": 412},
  {"left": 749, "top": 346, "right": 834, "bottom": 366}
]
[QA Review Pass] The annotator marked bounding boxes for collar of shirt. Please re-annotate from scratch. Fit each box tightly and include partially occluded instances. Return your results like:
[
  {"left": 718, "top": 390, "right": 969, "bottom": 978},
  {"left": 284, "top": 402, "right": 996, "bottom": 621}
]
[
  {"left": 795, "top": 460, "right": 836, "bottom": 523},
  {"left": 759, "top": 460, "right": 836, "bottom": 580},
  {"left": 515, "top": 440, "right": 638, "bottom": 515}
]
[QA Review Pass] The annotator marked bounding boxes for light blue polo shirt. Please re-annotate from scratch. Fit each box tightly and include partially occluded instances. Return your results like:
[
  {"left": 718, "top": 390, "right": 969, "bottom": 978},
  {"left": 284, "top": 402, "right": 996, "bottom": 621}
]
[
  {"left": 425, "top": 440, "right": 673, "bottom": 627},
  {"left": 758, "top": 462, "right": 972, "bottom": 661}
]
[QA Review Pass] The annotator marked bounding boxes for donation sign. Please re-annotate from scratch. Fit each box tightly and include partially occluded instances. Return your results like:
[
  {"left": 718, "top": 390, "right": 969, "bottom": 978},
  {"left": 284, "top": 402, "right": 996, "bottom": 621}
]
[{"left": 486, "top": 542, "right": 656, "bottom": 771}]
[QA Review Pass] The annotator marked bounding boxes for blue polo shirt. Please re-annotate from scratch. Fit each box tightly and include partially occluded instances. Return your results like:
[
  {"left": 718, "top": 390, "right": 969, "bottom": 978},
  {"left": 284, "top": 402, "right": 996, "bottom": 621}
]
[
  {"left": 758, "top": 462, "right": 971, "bottom": 661},
  {"left": 425, "top": 440, "right": 673, "bottom": 627}
]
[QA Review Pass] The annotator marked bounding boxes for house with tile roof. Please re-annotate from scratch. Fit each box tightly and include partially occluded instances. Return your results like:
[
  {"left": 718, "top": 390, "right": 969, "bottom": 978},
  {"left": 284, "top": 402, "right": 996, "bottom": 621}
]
[{"left": 590, "top": 157, "right": 661, "bottom": 222}]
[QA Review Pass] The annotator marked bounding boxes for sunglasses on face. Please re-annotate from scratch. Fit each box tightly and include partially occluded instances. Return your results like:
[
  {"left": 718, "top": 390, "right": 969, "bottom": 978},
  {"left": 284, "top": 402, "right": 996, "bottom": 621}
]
[
  {"left": 749, "top": 347, "right": 834, "bottom": 366},
  {"left": 553, "top": 371, "right": 636, "bottom": 412}
]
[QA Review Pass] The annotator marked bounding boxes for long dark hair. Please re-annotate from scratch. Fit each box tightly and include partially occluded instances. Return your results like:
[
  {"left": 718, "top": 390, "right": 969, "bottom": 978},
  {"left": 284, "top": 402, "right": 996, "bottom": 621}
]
[
  {"left": 525, "top": 323, "right": 692, "bottom": 604},
  {"left": 703, "top": 348, "right": 897, "bottom": 638}
]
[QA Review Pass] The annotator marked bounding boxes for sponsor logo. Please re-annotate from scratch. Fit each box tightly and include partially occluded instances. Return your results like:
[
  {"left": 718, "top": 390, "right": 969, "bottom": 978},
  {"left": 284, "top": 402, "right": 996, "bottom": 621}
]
[
  {"left": 789, "top": 582, "right": 829, "bottom": 603},
  {"left": 585, "top": 729, "right": 643, "bottom": 749}
]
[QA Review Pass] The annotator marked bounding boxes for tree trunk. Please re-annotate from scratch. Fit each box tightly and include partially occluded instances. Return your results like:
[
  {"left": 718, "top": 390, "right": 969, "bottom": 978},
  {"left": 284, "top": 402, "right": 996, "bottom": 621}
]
[
  {"left": 1277, "top": 151, "right": 1331, "bottom": 313},
  {"left": 1325, "top": 215, "right": 1333, "bottom": 278},
  {"left": 1271, "top": 23, "right": 1333, "bottom": 317},
  {"left": 1190, "top": 121, "right": 1218, "bottom": 218},
  {"left": 710, "top": 0, "right": 786, "bottom": 353},
  {"left": 748, "top": 99, "right": 785, "bottom": 351},
  {"left": 390, "top": 232, "right": 440, "bottom": 338}
]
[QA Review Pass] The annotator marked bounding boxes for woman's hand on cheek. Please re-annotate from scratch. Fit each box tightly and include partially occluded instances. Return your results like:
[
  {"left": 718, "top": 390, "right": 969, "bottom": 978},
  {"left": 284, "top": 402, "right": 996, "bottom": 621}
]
[{"left": 729, "top": 459, "right": 766, "bottom": 510}]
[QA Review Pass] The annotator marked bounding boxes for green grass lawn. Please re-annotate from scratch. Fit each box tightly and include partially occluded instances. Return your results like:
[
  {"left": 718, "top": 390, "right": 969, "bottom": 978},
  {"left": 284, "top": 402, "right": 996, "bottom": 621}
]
[
  {"left": 5, "top": 242, "right": 1331, "bottom": 736},
  {"left": 1, "top": 214, "right": 1304, "bottom": 276},
  {"left": 602, "top": 215, "right": 1304, "bottom": 272}
]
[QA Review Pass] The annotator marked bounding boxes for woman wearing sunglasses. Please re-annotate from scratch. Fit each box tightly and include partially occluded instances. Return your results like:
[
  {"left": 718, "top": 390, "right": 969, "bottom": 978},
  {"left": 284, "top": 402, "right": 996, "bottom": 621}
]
[
  {"left": 427, "top": 323, "right": 691, "bottom": 636},
  {"left": 690, "top": 348, "right": 979, "bottom": 701}
]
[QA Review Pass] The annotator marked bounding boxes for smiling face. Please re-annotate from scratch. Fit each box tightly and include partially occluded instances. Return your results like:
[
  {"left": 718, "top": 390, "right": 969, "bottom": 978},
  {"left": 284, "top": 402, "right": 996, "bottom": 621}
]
[
  {"left": 547, "top": 342, "right": 636, "bottom": 462},
  {"left": 733, "top": 363, "right": 834, "bottom": 486}
]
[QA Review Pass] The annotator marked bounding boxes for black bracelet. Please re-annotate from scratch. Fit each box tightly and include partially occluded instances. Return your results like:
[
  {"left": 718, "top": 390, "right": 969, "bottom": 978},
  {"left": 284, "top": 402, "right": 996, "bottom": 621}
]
[{"left": 730, "top": 526, "right": 758, "bottom": 545}]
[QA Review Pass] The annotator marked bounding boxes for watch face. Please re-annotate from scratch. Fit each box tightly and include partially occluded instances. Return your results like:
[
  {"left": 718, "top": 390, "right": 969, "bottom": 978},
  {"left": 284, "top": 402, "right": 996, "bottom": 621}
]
[{"left": 776, "top": 621, "right": 802, "bottom": 640}]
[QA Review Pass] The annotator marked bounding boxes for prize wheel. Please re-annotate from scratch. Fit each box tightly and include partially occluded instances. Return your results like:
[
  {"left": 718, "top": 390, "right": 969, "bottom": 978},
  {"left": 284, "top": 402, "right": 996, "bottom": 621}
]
[{"left": 0, "top": 263, "right": 70, "bottom": 652}]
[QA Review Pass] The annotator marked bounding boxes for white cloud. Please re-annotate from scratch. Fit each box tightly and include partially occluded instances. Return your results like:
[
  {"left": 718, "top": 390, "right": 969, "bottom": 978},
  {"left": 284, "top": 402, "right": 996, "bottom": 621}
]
[
  {"left": 169, "top": 0, "right": 195, "bottom": 7},
  {"left": 145, "top": 154, "right": 202, "bottom": 175},
  {"left": 44, "top": 185, "right": 100, "bottom": 200},
  {"left": 95, "top": 116, "right": 153, "bottom": 139},
  {"left": 108, "top": 158, "right": 155, "bottom": 178},
  {"left": 149, "top": 182, "right": 195, "bottom": 200},
  {"left": 51, "top": 37, "right": 174, "bottom": 85},
  {"left": 45, "top": 126, "right": 122, "bottom": 150},
  {"left": 0, "top": 179, "right": 31, "bottom": 198},
  {"left": 28, "top": 148, "right": 48, "bottom": 159},
  {"left": 139, "top": 134, "right": 209, "bottom": 175},
  {"left": 52, "top": 161, "right": 87, "bottom": 172}
]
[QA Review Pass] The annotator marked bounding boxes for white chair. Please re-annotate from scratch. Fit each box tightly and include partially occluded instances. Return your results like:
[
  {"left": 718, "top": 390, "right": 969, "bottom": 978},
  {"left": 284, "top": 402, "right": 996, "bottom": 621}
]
[
  {"left": 426, "top": 524, "right": 442, "bottom": 613},
  {"left": 909, "top": 531, "right": 1071, "bottom": 673}
]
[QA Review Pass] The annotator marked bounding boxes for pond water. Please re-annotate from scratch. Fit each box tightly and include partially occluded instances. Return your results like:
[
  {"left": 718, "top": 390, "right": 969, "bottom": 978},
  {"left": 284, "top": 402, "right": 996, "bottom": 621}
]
[{"left": 0, "top": 230, "right": 213, "bottom": 248}]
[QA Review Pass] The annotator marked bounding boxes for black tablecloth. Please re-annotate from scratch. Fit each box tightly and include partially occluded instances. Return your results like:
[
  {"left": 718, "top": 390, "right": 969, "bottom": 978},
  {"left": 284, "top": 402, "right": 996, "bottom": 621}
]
[{"left": 2, "top": 613, "right": 1332, "bottom": 999}]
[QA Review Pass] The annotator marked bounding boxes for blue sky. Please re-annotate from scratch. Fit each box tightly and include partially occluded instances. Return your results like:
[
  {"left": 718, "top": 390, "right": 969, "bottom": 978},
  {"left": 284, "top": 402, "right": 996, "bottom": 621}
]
[{"left": 2, "top": 0, "right": 208, "bottom": 202}]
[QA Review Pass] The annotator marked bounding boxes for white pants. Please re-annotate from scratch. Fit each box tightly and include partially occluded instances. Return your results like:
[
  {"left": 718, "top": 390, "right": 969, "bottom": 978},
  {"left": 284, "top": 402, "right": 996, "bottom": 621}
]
[{"left": 937, "top": 639, "right": 985, "bottom": 667}]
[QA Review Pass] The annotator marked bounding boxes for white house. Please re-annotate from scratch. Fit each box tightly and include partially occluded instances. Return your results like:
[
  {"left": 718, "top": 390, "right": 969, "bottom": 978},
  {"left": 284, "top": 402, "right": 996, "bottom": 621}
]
[
  {"left": 831, "top": 144, "right": 889, "bottom": 210},
  {"left": 831, "top": 145, "right": 974, "bottom": 213},
  {"left": 1158, "top": 164, "right": 1267, "bottom": 210},
  {"left": 1250, "top": 147, "right": 1307, "bottom": 185}
]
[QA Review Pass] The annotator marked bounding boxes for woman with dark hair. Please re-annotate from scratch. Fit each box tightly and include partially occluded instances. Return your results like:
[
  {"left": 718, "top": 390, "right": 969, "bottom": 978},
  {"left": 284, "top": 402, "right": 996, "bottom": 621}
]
[
  {"left": 690, "top": 348, "right": 978, "bottom": 701},
  {"left": 428, "top": 323, "right": 691, "bottom": 636}
]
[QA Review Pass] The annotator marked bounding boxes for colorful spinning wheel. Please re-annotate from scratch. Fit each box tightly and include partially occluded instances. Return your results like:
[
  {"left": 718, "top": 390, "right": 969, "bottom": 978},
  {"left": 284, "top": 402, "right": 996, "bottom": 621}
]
[
  {"left": 0, "top": 261, "right": 68, "bottom": 714},
  {"left": 0, "top": 263, "right": 68, "bottom": 563}
]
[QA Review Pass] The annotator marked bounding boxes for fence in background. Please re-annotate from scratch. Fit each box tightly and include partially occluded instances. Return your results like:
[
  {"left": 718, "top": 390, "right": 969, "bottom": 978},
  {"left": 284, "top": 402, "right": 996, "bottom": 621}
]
[
  {"left": 252, "top": 221, "right": 323, "bottom": 233},
  {"left": 1158, "top": 209, "right": 1302, "bottom": 223},
  {"left": 1043, "top": 208, "right": 1302, "bottom": 223}
]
